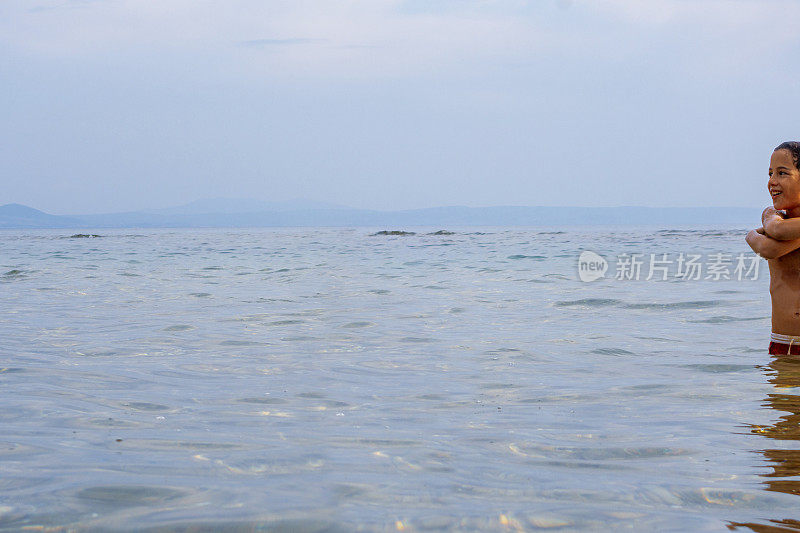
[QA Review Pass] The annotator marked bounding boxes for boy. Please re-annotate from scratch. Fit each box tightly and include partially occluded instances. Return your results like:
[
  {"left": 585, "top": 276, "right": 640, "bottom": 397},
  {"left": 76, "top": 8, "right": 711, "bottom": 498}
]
[{"left": 746, "top": 142, "right": 800, "bottom": 353}]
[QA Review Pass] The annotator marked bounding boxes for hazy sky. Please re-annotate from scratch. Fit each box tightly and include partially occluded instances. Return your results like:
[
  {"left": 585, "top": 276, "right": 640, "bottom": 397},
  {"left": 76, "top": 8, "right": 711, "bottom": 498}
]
[{"left": 2, "top": 0, "right": 798, "bottom": 214}]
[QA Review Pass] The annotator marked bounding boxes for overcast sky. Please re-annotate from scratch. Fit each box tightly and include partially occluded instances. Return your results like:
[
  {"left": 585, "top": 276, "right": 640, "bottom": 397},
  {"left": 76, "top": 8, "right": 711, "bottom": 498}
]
[{"left": 2, "top": 0, "right": 798, "bottom": 214}]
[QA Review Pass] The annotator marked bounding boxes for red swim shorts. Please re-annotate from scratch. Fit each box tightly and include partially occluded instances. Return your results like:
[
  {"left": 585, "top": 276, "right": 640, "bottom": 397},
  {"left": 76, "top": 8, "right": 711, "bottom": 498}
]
[{"left": 770, "top": 332, "right": 800, "bottom": 355}]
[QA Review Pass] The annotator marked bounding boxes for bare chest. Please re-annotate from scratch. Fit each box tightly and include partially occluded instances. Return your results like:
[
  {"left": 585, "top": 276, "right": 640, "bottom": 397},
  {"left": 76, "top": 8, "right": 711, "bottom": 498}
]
[{"left": 769, "top": 250, "right": 800, "bottom": 289}]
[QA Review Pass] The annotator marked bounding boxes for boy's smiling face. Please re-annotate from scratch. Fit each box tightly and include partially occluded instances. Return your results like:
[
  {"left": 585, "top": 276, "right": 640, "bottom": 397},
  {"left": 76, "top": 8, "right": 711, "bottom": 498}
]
[{"left": 769, "top": 149, "right": 800, "bottom": 211}]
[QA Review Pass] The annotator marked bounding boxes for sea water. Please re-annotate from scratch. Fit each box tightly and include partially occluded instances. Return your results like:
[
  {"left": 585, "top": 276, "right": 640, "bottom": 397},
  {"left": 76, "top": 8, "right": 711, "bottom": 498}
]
[{"left": 0, "top": 225, "right": 796, "bottom": 531}]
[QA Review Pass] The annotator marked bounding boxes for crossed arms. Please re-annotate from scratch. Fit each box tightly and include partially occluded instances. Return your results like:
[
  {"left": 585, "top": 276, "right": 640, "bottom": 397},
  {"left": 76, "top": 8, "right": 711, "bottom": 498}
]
[{"left": 746, "top": 207, "right": 800, "bottom": 259}]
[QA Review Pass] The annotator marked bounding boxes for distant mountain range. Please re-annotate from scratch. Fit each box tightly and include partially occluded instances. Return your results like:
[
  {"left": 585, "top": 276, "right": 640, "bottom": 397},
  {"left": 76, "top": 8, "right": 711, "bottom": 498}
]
[
  {"left": 142, "top": 198, "right": 351, "bottom": 215},
  {"left": 0, "top": 198, "right": 763, "bottom": 229}
]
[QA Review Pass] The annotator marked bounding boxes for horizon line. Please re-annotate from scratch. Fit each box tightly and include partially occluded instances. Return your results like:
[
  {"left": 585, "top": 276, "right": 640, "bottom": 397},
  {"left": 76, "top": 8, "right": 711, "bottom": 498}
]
[{"left": 0, "top": 202, "right": 766, "bottom": 216}]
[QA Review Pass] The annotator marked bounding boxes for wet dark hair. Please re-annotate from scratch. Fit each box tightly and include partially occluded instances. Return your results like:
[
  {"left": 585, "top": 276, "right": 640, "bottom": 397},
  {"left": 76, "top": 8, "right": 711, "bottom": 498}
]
[{"left": 775, "top": 141, "right": 800, "bottom": 170}]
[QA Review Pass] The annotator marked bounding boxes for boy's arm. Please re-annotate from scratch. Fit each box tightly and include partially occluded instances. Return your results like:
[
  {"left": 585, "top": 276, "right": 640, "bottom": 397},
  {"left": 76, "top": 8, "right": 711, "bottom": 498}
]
[
  {"left": 746, "top": 226, "right": 800, "bottom": 259},
  {"left": 762, "top": 206, "right": 800, "bottom": 240}
]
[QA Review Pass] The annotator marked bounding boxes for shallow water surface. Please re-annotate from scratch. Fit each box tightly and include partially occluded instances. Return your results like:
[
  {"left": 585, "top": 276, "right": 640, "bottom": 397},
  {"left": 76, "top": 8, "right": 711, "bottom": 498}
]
[{"left": 0, "top": 225, "right": 796, "bottom": 531}]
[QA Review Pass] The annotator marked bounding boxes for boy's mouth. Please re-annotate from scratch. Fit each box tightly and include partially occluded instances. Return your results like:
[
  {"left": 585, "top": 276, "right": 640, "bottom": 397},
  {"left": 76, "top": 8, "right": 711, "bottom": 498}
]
[{"left": 772, "top": 190, "right": 782, "bottom": 199}]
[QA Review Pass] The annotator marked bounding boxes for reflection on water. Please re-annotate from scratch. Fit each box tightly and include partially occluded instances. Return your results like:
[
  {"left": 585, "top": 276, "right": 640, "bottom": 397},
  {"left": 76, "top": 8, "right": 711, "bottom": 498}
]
[{"left": 730, "top": 355, "right": 800, "bottom": 532}]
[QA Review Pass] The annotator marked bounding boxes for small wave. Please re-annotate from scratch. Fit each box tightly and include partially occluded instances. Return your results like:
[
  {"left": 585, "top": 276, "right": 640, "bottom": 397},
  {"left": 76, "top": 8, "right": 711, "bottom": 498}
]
[
  {"left": 656, "top": 229, "right": 745, "bottom": 234},
  {"left": 633, "top": 335, "right": 675, "bottom": 342},
  {"left": 480, "top": 382, "right": 520, "bottom": 390},
  {"left": 555, "top": 298, "right": 621, "bottom": 307},
  {"left": 162, "top": 325, "right": 194, "bottom": 332},
  {"left": 688, "top": 315, "right": 767, "bottom": 324},
  {"left": 237, "top": 397, "right": 288, "bottom": 404},
  {"left": 682, "top": 363, "right": 754, "bottom": 373},
  {"left": 336, "top": 437, "right": 421, "bottom": 447},
  {"left": 121, "top": 402, "right": 170, "bottom": 411},
  {"left": 621, "top": 300, "right": 725, "bottom": 310},
  {"left": 76, "top": 350, "right": 118, "bottom": 357},
  {"left": 79, "top": 417, "right": 140, "bottom": 428},
  {"left": 741, "top": 347, "right": 765, "bottom": 353},
  {"left": 655, "top": 229, "right": 746, "bottom": 239},
  {"left": 543, "top": 273, "right": 570, "bottom": 280},
  {"left": 296, "top": 392, "right": 326, "bottom": 399},
  {"left": 507, "top": 254, "right": 546, "bottom": 260},
  {"left": 398, "top": 336, "right": 435, "bottom": 343},
  {"left": 508, "top": 442, "right": 689, "bottom": 460},
  {"left": 2, "top": 269, "right": 26, "bottom": 279},
  {"left": 591, "top": 348, "right": 635, "bottom": 356},
  {"left": 341, "top": 321, "right": 374, "bottom": 328},
  {"left": 75, "top": 485, "right": 187, "bottom": 506}
]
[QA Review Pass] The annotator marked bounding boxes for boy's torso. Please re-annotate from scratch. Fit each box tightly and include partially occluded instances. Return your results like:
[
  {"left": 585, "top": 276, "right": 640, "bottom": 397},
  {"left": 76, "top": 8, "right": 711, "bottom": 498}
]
[{"left": 769, "top": 248, "right": 800, "bottom": 335}]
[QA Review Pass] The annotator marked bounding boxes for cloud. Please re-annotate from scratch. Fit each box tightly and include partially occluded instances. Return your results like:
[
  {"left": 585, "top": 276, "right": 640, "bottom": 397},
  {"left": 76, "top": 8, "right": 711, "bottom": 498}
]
[
  {"left": 27, "top": 0, "right": 108, "bottom": 13},
  {"left": 239, "top": 38, "right": 327, "bottom": 48},
  {"left": 0, "top": 1, "right": 559, "bottom": 66},
  {"left": 592, "top": 0, "right": 794, "bottom": 25},
  {"left": 1, "top": 0, "right": 798, "bottom": 81}
]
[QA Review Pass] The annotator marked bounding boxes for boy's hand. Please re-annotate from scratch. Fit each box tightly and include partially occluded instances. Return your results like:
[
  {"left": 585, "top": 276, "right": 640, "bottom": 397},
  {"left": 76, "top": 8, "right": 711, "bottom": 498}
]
[
  {"left": 760, "top": 206, "right": 800, "bottom": 240},
  {"left": 746, "top": 226, "right": 800, "bottom": 259},
  {"left": 762, "top": 206, "right": 785, "bottom": 226}
]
